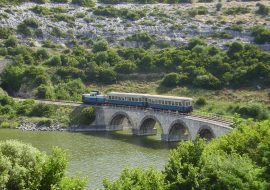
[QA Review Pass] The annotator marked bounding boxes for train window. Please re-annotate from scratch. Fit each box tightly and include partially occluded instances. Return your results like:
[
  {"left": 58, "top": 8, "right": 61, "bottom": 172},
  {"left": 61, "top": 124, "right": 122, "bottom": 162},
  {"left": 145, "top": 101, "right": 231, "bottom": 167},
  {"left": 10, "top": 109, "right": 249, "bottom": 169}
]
[
  {"left": 175, "top": 102, "right": 178, "bottom": 106},
  {"left": 139, "top": 98, "right": 141, "bottom": 102},
  {"left": 172, "top": 102, "right": 175, "bottom": 106}
]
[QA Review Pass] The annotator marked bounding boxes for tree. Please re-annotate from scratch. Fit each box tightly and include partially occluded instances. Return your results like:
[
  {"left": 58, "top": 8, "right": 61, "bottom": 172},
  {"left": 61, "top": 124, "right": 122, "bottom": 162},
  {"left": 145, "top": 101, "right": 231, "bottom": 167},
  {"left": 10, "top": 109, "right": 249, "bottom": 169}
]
[
  {"left": 35, "top": 48, "right": 49, "bottom": 60},
  {"left": 161, "top": 73, "right": 180, "bottom": 87},
  {"left": 0, "top": 140, "right": 86, "bottom": 190},
  {"left": 187, "top": 37, "right": 206, "bottom": 50},
  {"left": 92, "top": 40, "right": 109, "bottom": 53},
  {"left": 98, "top": 68, "right": 117, "bottom": 84},
  {"left": 1, "top": 65, "right": 24, "bottom": 93},
  {"left": 200, "top": 152, "right": 266, "bottom": 190},
  {"left": 36, "top": 84, "right": 55, "bottom": 99},
  {"left": 79, "top": 107, "right": 95, "bottom": 125},
  {"left": 103, "top": 168, "right": 166, "bottom": 190},
  {"left": 114, "top": 60, "right": 137, "bottom": 74},
  {"left": 164, "top": 139, "right": 206, "bottom": 190}
]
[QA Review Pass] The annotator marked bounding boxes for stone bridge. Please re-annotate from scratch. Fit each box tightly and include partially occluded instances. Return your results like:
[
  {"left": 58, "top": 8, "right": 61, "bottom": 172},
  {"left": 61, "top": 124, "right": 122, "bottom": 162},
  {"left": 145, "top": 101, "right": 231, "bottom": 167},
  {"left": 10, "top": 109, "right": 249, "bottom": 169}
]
[{"left": 85, "top": 105, "right": 232, "bottom": 142}]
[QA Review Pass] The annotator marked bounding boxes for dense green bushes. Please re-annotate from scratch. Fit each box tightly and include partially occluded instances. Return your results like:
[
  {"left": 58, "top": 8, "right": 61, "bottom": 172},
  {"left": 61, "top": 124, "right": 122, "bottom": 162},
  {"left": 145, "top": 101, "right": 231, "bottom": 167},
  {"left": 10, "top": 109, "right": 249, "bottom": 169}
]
[
  {"left": 98, "top": 0, "right": 192, "bottom": 4},
  {"left": 224, "top": 6, "right": 251, "bottom": 15},
  {"left": 251, "top": 25, "right": 270, "bottom": 44},
  {"left": 256, "top": 3, "right": 269, "bottom": 16},
  {"left": 0, "top": 140, "right": 86, "bottom": 189},
  {"left": 228, "top": 102, "right": 269, "bottom": 120},
  {"left": 0, "top": 37, "right": 269, "bottom": 99},
  {"left": 93, "top": 6, "right": 146, "bottom": 21},
  {"left": 79, "top": 107, "right": 95, "bottom": 125},
  {"left": 0, "top": 28, "right": 14, "bottom": 39},
  {"left": 0, "top": 93, "right": 56, "bottom": 118},
  {"left": 104, "top": 120, "right": 270, "bottom": 189},
  {"left": 71, "top": 0, "right": 95, "bottom": 7}
]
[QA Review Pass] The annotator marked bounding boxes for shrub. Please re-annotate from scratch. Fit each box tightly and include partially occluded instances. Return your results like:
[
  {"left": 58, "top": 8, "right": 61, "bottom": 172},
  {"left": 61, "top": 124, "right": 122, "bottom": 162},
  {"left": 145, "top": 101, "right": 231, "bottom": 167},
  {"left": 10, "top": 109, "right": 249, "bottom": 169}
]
[
  {"left": 50, "top": 27, "right": 66, "bottom": 38},
  {"left": 216, "top": 3, "right": 222, "bottom": 11},
  {"left": 36, "top": 85, "right": 55, "bottom": 99},
  {"left": 71, "top": 0, "right": 95, "bottom": 7},
  {"left": 196, "top": 97, "right": 207, "bottom": 106},
  {"left": 35, "top": 48, "right": 50, "bottom": 60},
  {"left": 0, "top": 140, "right": 86, "bottom": 190},
  {"left": 48, "top": 56, "right": 62, "bottom": 66},
  {"left": 193, "top": 74, "right": 221, "bottom": 89},
  {"left": 229, "top": 103, "right": 269, "bottom": 120},
  {"left": 92, "top": 40, "right": 108, "bottom": 53},
  {"left": 23, "top": 18, "right": 39, "bottom": 28},
  {"left": 103, "top": 168, "right": 166, "bottom": 190},
  {"left": 161, "top": 73, "right": 180, "bottom": 87},
  {"left": 97, "top": 68, "right": 117, "bottom": 84},
  {"left": 114, "top": 61, "right": 137, "bottom": 74},
  {"left": 31, "top": 103, "right": 56, "bottom": 117},
  {"left": 251, "top": 25, "right": 270, "bottom": 44},
  {"left": 224, "top": 7, "right": 251, "bottom": 15},
  {"left": 0, "top": 121, "right": 18, "bottom": 128},
  {"left": 79, "top": 107, "right": 95, "bottom": 125},
  {"left": 0, "top": 27, "right": 14, "bottom": 39},
  {"left": 1, "top": 65, "right": 24, "bottom": 92},
  {"left": 4, "top": 36, "right": 17, "bottom": 47},
  {"left": 51, "top": 0, "right": 68, "bottom": 2},
  {"left": 256, "top": 3, "right": 269, "bottom": 16}
]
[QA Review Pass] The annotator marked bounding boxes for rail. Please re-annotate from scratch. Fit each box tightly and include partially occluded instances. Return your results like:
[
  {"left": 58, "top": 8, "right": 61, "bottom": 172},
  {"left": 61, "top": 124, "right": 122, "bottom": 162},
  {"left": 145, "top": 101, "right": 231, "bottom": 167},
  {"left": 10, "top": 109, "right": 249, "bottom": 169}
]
[
  {"left": 14, "top": 98, "right": 234, "bottom": 126},
  {"left": 103, "top": 104, "right": 234, "bottom": 126}
]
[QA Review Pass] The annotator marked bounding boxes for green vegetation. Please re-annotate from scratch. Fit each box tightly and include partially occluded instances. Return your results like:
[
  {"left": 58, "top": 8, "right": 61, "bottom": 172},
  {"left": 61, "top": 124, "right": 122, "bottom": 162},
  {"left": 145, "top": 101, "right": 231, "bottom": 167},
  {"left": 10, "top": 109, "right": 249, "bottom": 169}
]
[
  {"left": 0, "top": 0, "right": 92, "bottom": 6},
  {"left": 99, "top": 0, "right": 192, "bottom": 4},
  {"left": 0, "top": 91, "right": 96, "bottom": 127},
  {"left": 0, "top": 28, "right": 14, "bottom": 39},
  {"left": 224, "top": 6, "right": 251, "bottom": 15},
  {"left": 256, "top": 3, "right": 269, "bottom": 16},
  {"left": 104, "top": 119, "right": 270, "bottom": 189},
  {"left": 93, "top": 6, "right": 146, "bottom": 21},
  {"left": 0, "top": 37, "right": 269, "bottom": 103},
  {"left": 71, "top": 0, "right": 95, "bottom": 7},
  {"left": 251, "top": 25, "right": 270, "bottom": 44},
  {"left": 0, "top": 140, "right": 86, "bottom": 189},
  {"left": 78, "top": 107, "right": 96, "bottom": 125}
]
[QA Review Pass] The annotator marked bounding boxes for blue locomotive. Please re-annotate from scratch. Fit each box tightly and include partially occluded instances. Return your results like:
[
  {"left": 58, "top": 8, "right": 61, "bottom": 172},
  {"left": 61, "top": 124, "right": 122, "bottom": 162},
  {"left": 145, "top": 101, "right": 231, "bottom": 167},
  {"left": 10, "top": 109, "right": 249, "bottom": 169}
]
[{"left": 82, "top": 91, "right": 193, "bottom": 113}]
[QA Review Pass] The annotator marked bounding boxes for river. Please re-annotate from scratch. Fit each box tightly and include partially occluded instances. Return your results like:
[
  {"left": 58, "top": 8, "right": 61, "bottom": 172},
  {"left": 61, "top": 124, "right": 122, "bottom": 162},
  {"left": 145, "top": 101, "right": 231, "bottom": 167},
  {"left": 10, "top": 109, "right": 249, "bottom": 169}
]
[{"left": 0, "top": 129, "right": 177, "bottom": 189}]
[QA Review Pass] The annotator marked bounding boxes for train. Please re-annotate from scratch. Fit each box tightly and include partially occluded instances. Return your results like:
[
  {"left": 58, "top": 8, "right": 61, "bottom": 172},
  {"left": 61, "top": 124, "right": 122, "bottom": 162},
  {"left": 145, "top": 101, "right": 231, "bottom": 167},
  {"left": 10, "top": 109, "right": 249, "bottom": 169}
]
[{"left": 82, "top": 91, "right": 193, "bottom": 113}]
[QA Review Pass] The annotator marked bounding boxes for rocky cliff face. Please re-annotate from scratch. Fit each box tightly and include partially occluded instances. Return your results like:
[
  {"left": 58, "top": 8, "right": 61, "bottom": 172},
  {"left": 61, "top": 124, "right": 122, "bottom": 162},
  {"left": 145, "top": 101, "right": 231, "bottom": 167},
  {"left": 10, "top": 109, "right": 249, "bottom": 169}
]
[{"left": 0, "top": 1, "right": 269, "bottom": 49}]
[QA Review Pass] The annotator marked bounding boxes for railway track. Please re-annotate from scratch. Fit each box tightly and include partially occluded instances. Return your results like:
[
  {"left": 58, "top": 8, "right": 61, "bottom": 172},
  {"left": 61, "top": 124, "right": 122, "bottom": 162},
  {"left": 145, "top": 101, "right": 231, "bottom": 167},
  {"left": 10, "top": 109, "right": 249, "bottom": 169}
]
[{"left": 14, "top": 98, "right": 234, "bottom": 126}]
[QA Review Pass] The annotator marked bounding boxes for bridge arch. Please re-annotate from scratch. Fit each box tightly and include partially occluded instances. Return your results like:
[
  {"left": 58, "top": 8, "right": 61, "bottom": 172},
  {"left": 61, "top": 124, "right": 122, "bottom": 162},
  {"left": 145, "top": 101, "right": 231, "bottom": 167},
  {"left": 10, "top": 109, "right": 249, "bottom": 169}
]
[
  {"left": 168, "top": 119, "right": 190, "bottom": 141},
  {"left": 109, "top": 111, "right": 134, "bottom": 130},
  {"left": 138, "top": 115, "right": 163, "bottom": 136},
  {"left": 198, "top": 125, "right": 215, "bottom": 141}
]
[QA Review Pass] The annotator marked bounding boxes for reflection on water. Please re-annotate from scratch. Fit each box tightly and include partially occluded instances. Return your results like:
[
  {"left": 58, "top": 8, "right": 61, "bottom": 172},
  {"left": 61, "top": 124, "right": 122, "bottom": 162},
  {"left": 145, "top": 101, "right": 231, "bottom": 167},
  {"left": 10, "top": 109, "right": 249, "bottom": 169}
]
[{"left": 0, "top": 129, "right": 177, "bottom": 189}]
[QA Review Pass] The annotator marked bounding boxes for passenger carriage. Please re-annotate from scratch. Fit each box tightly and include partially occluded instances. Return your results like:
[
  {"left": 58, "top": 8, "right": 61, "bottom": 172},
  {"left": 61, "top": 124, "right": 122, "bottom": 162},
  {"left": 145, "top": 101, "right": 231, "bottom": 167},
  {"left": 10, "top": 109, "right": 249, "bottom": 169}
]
[
  {"left": 146, "top": 95, "right": 193, "bottom": 113},
  {"left": 82, "top": 91, "right": 193, "bottom": 113},
  {"left": 107, "top": 92, "right": 148, "bottom": 107}
]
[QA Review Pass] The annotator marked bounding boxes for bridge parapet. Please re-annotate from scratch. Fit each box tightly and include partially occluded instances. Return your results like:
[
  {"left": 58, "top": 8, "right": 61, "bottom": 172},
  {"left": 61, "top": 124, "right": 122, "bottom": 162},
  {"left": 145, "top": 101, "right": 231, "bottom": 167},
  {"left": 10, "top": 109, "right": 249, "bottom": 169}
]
[{"left": 91, "top": 105, "right": 233, "bottom": 142}]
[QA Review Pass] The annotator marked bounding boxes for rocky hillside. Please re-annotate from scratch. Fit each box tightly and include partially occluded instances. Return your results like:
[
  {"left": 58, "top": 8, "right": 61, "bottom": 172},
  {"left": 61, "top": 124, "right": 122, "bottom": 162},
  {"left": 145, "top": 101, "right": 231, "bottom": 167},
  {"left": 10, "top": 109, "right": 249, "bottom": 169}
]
[{"left": 0, "top": 1, "right": 269, "bottom": 50}]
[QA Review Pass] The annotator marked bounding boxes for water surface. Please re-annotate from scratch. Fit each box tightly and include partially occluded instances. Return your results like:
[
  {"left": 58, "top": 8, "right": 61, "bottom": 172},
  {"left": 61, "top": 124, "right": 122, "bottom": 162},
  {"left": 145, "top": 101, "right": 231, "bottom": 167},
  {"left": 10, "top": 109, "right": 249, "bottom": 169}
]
[{"left": 0, "top": 129, "right": 176, "bottom": 189}]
